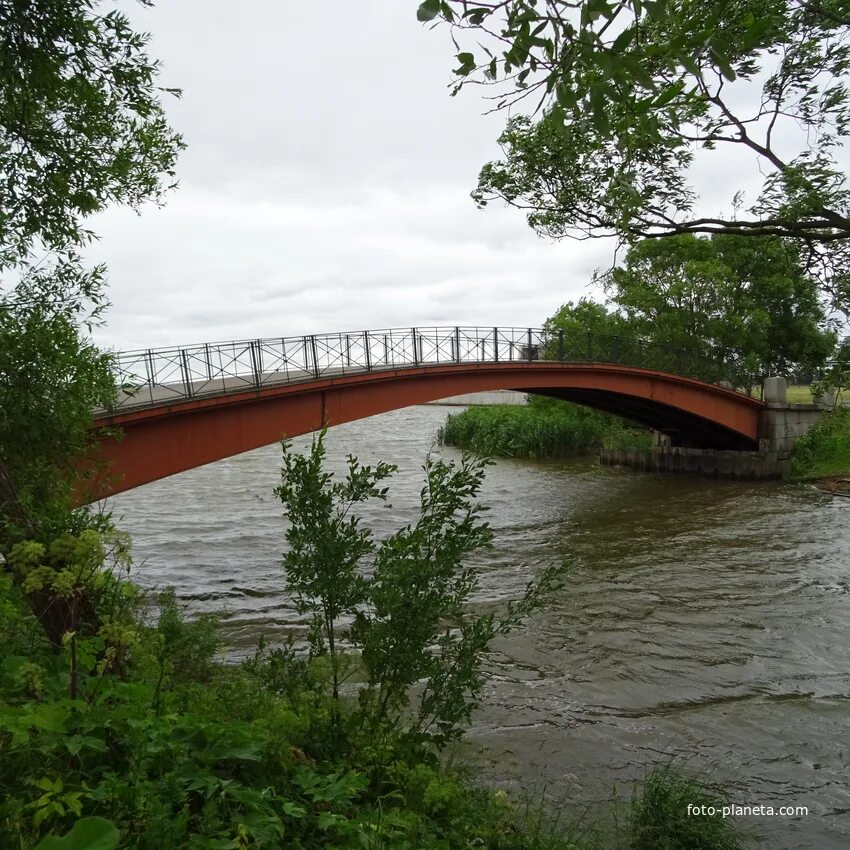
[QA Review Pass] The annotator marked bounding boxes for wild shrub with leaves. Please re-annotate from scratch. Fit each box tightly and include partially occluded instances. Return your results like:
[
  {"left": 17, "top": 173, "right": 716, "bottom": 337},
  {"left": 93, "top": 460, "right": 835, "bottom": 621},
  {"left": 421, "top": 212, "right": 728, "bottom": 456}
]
[
  {"left": 276, "top": 429, "right": 567, "bottom": 752},
  {"left": 0, "top": 466, "right": 575, "bottom": 849}
]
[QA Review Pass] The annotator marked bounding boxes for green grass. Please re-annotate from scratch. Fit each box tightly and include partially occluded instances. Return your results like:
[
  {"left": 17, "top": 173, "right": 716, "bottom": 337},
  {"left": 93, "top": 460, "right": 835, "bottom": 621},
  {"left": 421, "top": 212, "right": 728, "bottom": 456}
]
[
  {"left": 629, "top": 764, "right": 751, "bottom": 850},
  {"left": 791, "top": 406, "right": 850, "bottom": 479},
  {"left": 747, "top": 385, "right": 814, "bottom": 403},
  {"left": 438, "top": 399, "right": 652, "bottom": 459},
  {"left": 786, "top": 385, "right": 815, "bottom": 403}
]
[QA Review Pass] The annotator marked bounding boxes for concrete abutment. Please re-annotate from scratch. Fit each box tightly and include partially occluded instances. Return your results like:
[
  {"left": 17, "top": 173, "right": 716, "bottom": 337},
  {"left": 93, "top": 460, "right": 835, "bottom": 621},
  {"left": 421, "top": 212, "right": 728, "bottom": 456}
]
[{"left": 601, "top": 377, "right": 831, "bottom": 479}]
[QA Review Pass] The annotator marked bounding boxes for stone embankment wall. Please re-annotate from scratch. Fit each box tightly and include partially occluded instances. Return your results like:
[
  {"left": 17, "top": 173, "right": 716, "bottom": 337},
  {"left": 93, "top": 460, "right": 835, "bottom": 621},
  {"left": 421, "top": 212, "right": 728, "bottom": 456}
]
[{"left": 599, "top": 446, "right": 790, "bottom": 479}]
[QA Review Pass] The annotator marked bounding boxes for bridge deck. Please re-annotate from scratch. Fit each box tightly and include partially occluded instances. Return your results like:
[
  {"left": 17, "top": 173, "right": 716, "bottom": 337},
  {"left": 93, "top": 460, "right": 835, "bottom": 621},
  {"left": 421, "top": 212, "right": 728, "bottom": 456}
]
[{"left": 105, "top": 325, "right": 754, "bottom": 414}]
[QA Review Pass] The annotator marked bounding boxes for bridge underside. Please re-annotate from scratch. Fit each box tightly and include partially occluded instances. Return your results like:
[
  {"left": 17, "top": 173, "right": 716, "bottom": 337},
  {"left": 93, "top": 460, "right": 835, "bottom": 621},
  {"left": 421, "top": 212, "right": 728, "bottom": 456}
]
[
  {"left": 89, "top": 363, "right": 763, "bottom": 500},
  {"left": 528, "top": 388, "right": 755, "bottom": 450}
]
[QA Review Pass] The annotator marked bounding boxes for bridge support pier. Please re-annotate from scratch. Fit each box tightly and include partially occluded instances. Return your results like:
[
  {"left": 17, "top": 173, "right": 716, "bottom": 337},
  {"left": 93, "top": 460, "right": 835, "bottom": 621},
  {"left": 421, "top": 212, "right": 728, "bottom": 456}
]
[
  {"left": 758, "top": 408, "right": 824, "bottom": 458},
  {"left": 602, "top": 377, "right": 830, "bottom": 479}
]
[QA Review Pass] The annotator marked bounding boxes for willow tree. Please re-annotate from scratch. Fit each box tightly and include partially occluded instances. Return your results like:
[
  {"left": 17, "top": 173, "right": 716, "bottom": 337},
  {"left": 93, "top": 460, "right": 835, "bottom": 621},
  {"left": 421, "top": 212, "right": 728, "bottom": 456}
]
[{"left": 417, "top": 0, "right": 850, "bottom": 310}]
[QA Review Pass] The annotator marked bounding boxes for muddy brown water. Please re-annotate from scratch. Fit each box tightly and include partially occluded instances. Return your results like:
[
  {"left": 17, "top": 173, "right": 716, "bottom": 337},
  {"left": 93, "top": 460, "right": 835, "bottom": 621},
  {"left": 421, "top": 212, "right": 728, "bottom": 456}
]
[{"left": 111, "top": 405, "right": 850, "bottom": 849}]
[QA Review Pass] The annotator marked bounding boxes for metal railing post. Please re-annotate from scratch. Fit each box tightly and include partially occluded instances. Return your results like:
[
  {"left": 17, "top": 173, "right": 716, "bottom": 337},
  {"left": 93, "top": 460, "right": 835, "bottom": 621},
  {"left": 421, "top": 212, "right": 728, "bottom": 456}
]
[
  {"left": 280, "top": 338, "right": 290, "bottom": 382},
  {"left": 180, "top": 348, "right": 194, "bottom": 398},
  {"left": 454, "top": 326, "right": 461, "bottom": 363},
  {"left": 204, "top": 342, "right": 213, "bottom": 380},
  {"left": 558, "top": 330, "right": 564, "bottom": 361},
  {"left": 527, "top": 327, "right": 533, "bottom": 362},
  {"left": 493, "top": 327, "right": 499, "bottom": 362},
  {"left": 345, "top": 333, "right": 351, "bottom": 367},
  {"left": 309, "top": 335, "right": 320, "bottom": 378},
  {"left": 412, "top": 327, "right": 419, "bottom": 366},
  {"left": 363, "top": 331, "right": 371, "bottom": 371},
  {"left": 144, "top": 349, "right": 155, "bottom": 405},
  {"left": 249, "top": 340, "right": 262, "bottom": 388},
  {"left": 383, "top": 334, "right": 388, "bottom": 366}
]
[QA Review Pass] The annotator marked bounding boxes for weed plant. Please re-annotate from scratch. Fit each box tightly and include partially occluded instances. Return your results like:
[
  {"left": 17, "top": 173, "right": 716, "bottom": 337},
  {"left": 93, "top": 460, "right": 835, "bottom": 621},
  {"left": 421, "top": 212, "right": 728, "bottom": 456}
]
[{"left": 791, "top": 407, "right": 850, "bottom": 479}]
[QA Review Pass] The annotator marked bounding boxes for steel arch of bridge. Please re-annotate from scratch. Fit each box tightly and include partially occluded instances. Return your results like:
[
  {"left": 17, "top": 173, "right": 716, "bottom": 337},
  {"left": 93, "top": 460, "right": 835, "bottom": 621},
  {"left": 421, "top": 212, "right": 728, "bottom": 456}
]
[{"left": 90, "top": 326, "right": 765, "bottom": 498}]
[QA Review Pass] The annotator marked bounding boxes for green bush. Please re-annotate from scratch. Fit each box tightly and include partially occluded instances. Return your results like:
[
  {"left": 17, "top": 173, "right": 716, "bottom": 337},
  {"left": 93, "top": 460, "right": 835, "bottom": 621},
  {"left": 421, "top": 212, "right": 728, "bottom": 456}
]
[
  {"left": 791, "top": 407, "right": 850, "bottom": 479},
  {"left": 438, "top": 399, "right": 651, "bottom": 459},
  {"left": 0, "top": 581, "right": 604, "bottom": 850},
  {"left": 275, "top": 431, "right": 566, "bottom": 750}
]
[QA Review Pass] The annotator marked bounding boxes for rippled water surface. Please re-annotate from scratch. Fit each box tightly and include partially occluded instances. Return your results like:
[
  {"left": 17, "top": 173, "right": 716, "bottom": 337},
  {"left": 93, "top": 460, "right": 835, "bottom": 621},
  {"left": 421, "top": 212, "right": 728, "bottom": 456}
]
[{"left": 111, "top": 405, "right": 850, "bottom": 849}]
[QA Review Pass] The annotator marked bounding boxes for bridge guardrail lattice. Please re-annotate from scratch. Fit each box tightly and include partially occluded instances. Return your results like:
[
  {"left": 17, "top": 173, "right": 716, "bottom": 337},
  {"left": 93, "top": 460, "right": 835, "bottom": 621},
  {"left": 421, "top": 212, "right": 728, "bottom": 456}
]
[{"left": 105, "top": 326, "right": 753, "bottom": 412}]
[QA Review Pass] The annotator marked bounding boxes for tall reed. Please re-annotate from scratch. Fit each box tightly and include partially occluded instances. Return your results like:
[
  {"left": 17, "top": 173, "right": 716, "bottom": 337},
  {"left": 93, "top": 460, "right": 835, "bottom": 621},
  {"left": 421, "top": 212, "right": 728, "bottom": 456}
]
[{"left": 438, "top": 399, "right": 651, "bottom": 459}]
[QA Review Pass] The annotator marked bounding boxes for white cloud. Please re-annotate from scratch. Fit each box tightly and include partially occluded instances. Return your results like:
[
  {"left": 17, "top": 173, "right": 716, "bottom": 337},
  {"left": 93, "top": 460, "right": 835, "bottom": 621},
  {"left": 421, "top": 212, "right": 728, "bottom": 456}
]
[
  {"left": 89, "top": 0, "right": 827, "bottom": 351},
  {"left": 85, "top": 1, "right": 614, "bottom": 351}
]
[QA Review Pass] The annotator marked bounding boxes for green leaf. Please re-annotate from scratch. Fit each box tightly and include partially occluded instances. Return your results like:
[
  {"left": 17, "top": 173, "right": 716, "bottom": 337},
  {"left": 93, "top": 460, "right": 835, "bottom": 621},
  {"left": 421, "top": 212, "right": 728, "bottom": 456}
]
[
  {"left": 417, "top": 0, "right": 441, "bottom": 22},
  {"left": 709, "top": 47, "right": 736, "bottom": 81},
  {"left": 620, "top": 55, "right": 655, "bottom": 88},
  {"left": 317, "top": 811, "right": 340, "bottom": 830},
  {"left": 589, "top": 84, "right": 611, "bottom": 133},
  {"left": 281, "top": 800, "right": 307, "bottom": 819},
  {"left": 681, "top": 53, "right": 701, "bottom": 77},
  {"left": 29, "top": 705, "right": 70, "bottom": 734},
  {"left": 597, "top": 52, "right": 619, "bottom": 80},
  {"left": 35, "top": 817, "right": 120, "bottom": 850},
  {"left": 644, "top": 0, "right": 667, "bottom": 21},
  {"left": 65, "top": 734, "right": 107, "bottom": 755},
  {"left": 612, "top": 27, "right": 635, "bottom": 53},
  {"left": 455, "top": 52, "right": 476, "bottom": 76},
  {"left": 555, "top": 81, "right": 578, "bottom": 109},
  {"left": 653, "top": 82, "right": 684, "bottom": 108},
  {"left": 586, "top": 0, "right": 614, "bottom": 21},
  {"left": 741, "top": 16, "right": 774, "bottom": 50}
]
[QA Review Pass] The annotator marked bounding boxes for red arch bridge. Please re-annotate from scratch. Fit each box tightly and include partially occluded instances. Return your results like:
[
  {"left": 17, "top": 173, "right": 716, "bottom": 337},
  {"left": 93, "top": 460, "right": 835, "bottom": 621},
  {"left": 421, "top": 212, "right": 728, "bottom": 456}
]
[{"left": 91, "top": 326, "right": 768, "bottom": 497}]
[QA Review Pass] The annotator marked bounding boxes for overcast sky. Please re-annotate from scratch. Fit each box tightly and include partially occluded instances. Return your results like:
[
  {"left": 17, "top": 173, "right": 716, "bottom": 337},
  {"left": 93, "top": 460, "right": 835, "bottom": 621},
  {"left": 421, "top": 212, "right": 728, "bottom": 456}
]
[
  {"left": 87, "top": 2, "right": 610, "bottom": 349},
  {"left": 88, "top": 1, "right": 833, "bottom": 351}
]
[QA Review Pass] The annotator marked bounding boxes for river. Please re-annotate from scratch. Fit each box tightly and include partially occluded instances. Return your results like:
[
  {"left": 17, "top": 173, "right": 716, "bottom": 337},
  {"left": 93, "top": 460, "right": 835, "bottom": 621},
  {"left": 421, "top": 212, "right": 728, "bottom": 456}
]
[{"left": 110, "top": 405, "right": 850, "bottom": 849}]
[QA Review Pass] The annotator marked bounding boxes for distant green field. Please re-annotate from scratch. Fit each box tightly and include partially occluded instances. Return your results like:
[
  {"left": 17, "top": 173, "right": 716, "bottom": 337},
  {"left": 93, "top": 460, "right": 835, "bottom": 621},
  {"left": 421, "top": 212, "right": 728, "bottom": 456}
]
[
  {"left": 786, "top": 385, "right": 815, "bottom": 403},
  {"left": 747, "top": 385, "right": 815, "bottom": 403}
]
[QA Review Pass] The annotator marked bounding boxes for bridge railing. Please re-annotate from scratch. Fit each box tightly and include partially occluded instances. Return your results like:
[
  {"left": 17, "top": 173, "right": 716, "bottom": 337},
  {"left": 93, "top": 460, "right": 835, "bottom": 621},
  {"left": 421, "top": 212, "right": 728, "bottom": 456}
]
[{"left": 107, "top": 326, "right": 749, "bottom": 412}]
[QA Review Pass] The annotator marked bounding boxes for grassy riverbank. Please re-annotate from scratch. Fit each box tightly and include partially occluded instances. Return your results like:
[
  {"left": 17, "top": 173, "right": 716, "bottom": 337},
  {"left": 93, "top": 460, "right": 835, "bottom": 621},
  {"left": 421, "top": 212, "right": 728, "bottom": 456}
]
[
  {"left": 0, "top": 571, "right": 750, "bottom": 849},
  {"left": 791, "top": 407, "right": 850, "bottom": 481},
  {"left": 438, "top": 398, "right": 652, "bottom": 459}
]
